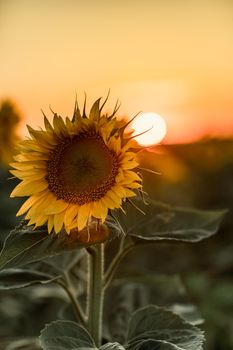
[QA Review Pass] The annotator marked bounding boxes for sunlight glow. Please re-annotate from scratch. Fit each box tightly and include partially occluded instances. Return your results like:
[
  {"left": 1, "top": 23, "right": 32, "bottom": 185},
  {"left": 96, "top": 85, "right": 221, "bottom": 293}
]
[{"left": 131, "top": 112, "right": 167, "bottom": 146}]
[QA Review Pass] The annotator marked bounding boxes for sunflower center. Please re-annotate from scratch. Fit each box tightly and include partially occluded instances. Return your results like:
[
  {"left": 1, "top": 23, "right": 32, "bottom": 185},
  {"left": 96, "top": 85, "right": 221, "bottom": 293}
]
[{"left": 47, "top": 133, "right": 119, "bottom": 205}]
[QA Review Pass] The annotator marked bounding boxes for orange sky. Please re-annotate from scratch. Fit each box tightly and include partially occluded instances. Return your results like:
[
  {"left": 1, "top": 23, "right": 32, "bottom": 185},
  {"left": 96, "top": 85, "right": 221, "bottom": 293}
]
[{"left": 1, "top": 0, "right": 233, "bottom": 143}]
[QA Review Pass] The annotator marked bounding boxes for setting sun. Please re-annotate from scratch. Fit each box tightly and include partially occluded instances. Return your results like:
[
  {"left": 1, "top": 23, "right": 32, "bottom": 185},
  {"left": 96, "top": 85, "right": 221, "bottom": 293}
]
[{"left": 131, "top": 112, "right": 167, "bottom": 146}]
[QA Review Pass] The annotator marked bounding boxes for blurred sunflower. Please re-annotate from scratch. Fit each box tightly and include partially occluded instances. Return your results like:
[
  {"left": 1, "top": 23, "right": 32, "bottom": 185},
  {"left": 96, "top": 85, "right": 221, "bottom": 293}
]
[{"left": 10, "top": 97, "right": 143, "bottom": 235}]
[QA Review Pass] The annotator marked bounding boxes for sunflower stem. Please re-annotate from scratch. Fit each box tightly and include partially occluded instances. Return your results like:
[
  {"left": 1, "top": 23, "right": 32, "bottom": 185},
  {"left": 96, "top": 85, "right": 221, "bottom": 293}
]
[{"left": 87, "top": 244, "right": 104, "bottom": 347}]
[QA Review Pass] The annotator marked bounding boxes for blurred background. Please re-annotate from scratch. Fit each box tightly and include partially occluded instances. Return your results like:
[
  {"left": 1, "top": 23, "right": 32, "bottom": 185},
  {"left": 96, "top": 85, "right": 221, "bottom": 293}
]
[
  {"left": 1, "top": 0, "right": 233, "bottom": 143},
  {"left": 0, "top": 1, "right": 233, "bottom": 349}
]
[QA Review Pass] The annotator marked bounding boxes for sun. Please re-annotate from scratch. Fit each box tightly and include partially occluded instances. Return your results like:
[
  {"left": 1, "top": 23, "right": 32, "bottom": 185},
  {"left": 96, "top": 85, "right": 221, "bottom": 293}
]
[{"left": 131, "top": 112, "right": 167, "bottom": 146}]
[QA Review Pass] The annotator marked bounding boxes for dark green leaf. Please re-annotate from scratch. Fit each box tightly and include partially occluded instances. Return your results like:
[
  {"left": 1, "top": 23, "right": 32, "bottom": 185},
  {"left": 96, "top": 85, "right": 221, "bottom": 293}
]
[
  {"left": 130, "top": 339, "right": 178, "bottom": 350},
  {"left": 104, "top": 283, "right": 148, "bottom": 344},
  {"left": 0, "top": 268, "right": 60, "bottom": 290},
  {"left": 44, "top": 250, "right": 85, "bottom": 273},
  {"left": 169, "top": 304, "right": 204, "bottom": 326},
  {"left": 1, "top": 337, "right": 41, "bottom": 350},
  {"left": 126, "top": 305, "right": 204, "bottom": 350},
  {"left": 0, "top": 222, "right": 113, "bottom": 270},
  {"left": 40, "top": 320, "right": 96, "bottom": 349},
  {"left": 100, "top": 343, "right": 125, "bottom": 349},
  {"left": 113, "top": 198, "right": 226, "bottom": 243}
]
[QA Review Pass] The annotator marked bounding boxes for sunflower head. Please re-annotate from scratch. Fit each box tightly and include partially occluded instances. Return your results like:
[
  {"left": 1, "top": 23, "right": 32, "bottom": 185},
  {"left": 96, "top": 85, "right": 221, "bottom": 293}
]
[{"left": 10, "top": 96, "right": 143, "bottom": 239}]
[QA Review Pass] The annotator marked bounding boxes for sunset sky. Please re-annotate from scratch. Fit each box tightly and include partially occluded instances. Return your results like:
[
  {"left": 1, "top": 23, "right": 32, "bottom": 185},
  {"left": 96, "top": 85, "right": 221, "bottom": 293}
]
[{"left": 1, "top": 0, "right": 233, "bottom": 143}]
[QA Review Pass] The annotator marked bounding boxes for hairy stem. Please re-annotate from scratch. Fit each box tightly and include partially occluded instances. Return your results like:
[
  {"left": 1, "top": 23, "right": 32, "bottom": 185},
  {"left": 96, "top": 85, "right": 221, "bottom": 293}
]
[{"left": 87, "top": 244, "right": 104, "bottom": 347}]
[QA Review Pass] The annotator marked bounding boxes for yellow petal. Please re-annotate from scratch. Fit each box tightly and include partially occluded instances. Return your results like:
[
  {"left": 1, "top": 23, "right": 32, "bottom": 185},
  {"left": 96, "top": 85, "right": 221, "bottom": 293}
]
[
  {"left": 92, "top": 200, "right": 107, "bottom": 219},
  {"left": 13, "top": 154, "right": 28, "bottom": 162},
  {"left": 65, "top": 117, "right": 75, "bottom": 133},
  {"left": 119, "top": 151, "right": 137, "bottom": 162},
  {"left": 65, "top": 226, "right": 71, "bottom": 235},
  {"left": 122, "top": 171, "right": 142, "bottom": 183},
  {"left": 27, "top": 126, "right": 55, "bottom": 149},
  {"left": 34, "top": 215, "right": 48, "bottom": 227},
  {"left": 114, "top": 137, "right": 122, "bottom": 154},
  {"left": 36, "top": 193, "right": 59, "bottom": 215},
  {"left": 122, "top": 139, "right": 138, "bottom": 152},
  {"left": 127, "top": 182, "right": 142, "bottom": 189},
  {"left": 117, "top": 174, "right": 142, "bottom": 187},
  {"left": 54, "top": 211, "right": 65, "bottom": 233},
  {"left": 10, "top": 180, "right": 48, "bottom": 197},
  {"left": 10, "top": 169, "right": 46, "bottom": 181},
  {"left": 64, "top": 205, "right": 79, "bottom": 227},
  {"left": 124, "top": 188, "right": 136, "bottom": 198},
  {"left": 89, "top": 98, "right": 101, "bottom": 121},
  {"left": 77, "top": 203, "right": 92, "bottom": 231},
  {"left": 47, "top": 215, "right": 54, "bottom": 234},
  {"left": 45, "top": 198, "right": 69, "bottom": 215},
  {"left": 44, "top": 115, "right": 53, "bottom": 132},
  {"left": 25, "top": 193, "right": 51, "bottom": 220},
  {"left": 10, "top": 160, "right": 46, "bottom": 171},
  {"left": 111, "top": 184, "right": 126, "bottom": 198},
  {"left": 97, "top": 199, "right": 108, "bottom": 222},
  {"left": 101, "top": 195, "right": 115, "bottom": 210},
  {"left": 20, "top": 139, "right": 48, "bottom": 152},
  {"left": 121, "top": 160, "right": 139, "bottom": 170},
  {"left": 22, "top": 153, "right": 49, "bottom": 161},
  {"left": 115, "top": 169, "right": 125, "bottom": 183},
  {"left": 53, "top": 115, "right": 68, "bottom": 138},
  {"left": 105, "top": 190, "right": 122, "bottom": 207},
  {"left": 108, "top": 136, "right": 121, "bottom": 154},
  {"left": 16, "top": 195, "right": 43, "bottom": 216}
]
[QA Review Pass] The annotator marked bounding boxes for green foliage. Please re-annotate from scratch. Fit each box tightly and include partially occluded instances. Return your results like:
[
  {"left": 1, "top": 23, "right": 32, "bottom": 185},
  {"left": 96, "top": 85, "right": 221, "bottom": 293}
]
[
  {"left": 39, "top": 306, "right": 204, "bottom": 350},
  {"left": 40, "top": 320, "right": 96, "bottom": 349},
  {"left": 0, "top": 268, "right": 60, "bottom": 290},
  {"left": 104, "top": 275, "right": 203, "bottom": 343},
  {"left": 0, "top": 168, "right": 22, "bottom": 246},
  {"left": 0, "top": 196, "right": 227, "bottom": 349},
  {"left": 0, "top": 199, "right": 226, "bottom": 273},
  {"left": 100, "top": 343, "right": 125, "bottom": 349},
  {"left": 126, "top": 305, "right": 204, "bottom": 350},
  {"left": 0, "top": 222, "right": 108, "bottom": 270},
  {"left": 113, "top": 198, "right": 227, "bottom": 243},
  {"left": 133, "top": 340, "right": 181, "bottom": 349}
]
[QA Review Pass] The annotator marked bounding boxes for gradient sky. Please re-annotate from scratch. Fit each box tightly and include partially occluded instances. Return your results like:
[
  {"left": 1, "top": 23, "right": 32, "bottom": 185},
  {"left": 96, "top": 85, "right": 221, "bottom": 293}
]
[{"left": 1, "top": 0, "right": 233, "bottom": 143}]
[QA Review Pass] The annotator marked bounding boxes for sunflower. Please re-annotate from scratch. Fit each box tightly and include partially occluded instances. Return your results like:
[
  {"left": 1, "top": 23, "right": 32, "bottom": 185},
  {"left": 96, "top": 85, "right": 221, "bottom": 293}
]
[{"left": 10, "top": 97, "right": 143, "bottom": 236}]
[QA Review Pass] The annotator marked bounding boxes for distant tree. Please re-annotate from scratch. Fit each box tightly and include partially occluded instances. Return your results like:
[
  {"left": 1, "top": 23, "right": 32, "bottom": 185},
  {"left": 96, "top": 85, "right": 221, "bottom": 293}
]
[{"left": 0, "top": 99, "right": 21, "bottom": 167}]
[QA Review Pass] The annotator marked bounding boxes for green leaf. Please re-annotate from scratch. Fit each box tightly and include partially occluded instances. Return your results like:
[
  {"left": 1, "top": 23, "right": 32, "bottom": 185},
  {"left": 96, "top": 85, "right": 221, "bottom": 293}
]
[
  {"left": 43, "top": 250, "right": 86, "bottom": 276},
  {"left": 126, "top": 305, "right": 204, "bottom": 350},
  {"left": 0, "top": 222, "right": 113, "bottom": 270},
  {"left": 40, "top": 320, "right": 97, "bottom": 349},
  {"left": 104, "top": 282, "right": 148, "bottom": 344},
  {"left": 129, "top": 339, "right": 179, "bottom": 349},
  {"left": 100, "top": 343, "right": 126, "bottom": 349},
  {"left": 0, "top": 268, "right": 60, "bottom": 290},
  {"left": 169, "top": 304, "right": 204, "bottom": 326},
  {"left": 1, "top": 337, "right": 41, "bottom": 350},
  {"left": 113, "top": 198, "right": 226, "bottom": 243}
]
